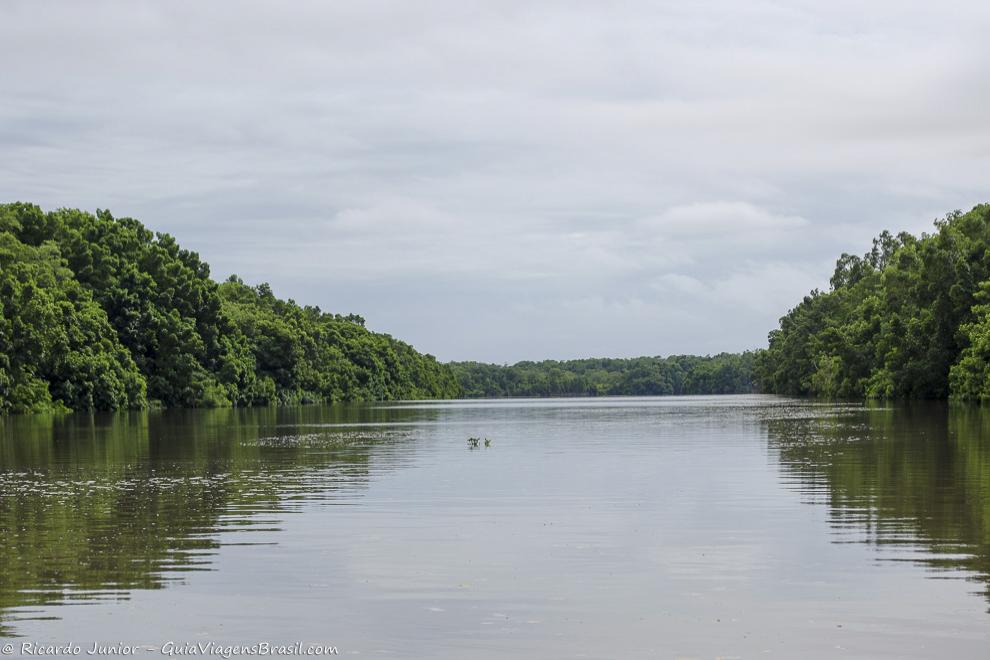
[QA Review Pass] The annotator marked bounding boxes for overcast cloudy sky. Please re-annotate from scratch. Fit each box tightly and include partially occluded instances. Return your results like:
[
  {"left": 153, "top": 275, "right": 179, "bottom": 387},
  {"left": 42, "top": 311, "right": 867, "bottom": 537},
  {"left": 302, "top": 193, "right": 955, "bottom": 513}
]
[{"left": 2, "top": 1, "right": 988, "bottom": 362}]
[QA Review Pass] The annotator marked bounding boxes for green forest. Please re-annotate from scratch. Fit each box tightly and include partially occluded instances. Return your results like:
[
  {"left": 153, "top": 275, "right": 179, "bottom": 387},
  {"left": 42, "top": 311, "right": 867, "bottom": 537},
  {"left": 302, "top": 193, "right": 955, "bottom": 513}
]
[
  {"left": 0, "top": 203, "right": 459, "bottom": 413},
  {"left": 6, "top": 201, "right": 990, "bottom": 413},
  {"left": 756, "top": 203, "right": 990, "bottom": 401},
  {"left": 450, "top": 353, "right": 758, "bottom": 398}
]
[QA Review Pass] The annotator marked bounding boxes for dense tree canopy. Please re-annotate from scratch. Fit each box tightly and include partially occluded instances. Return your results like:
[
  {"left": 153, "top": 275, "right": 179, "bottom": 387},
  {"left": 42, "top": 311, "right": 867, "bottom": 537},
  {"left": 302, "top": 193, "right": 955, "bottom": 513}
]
[
  {"left": 217, "top": 276, "right": 459, "bottom": 404},
  {"left": 449, "top": 353, "right": 759, "bottom": 398},
  {"left": 13, "top": 201, "right": 988, "bottom": 411},
  {"left": 757, "top": 203, "right": 990, "bottom": 400},
  {"left": 0, "top": 203, "right": 458, "bottom": 412},
  {"left": 0, "top": 221, "right": 145, "bottom": 413}
]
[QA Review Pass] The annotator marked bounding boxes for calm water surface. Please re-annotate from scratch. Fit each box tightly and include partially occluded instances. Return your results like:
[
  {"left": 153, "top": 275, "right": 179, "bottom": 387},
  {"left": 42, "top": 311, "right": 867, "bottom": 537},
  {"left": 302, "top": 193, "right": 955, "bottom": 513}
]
[{"left": 1, "top": 396, "right": 988, "bottom": 658}]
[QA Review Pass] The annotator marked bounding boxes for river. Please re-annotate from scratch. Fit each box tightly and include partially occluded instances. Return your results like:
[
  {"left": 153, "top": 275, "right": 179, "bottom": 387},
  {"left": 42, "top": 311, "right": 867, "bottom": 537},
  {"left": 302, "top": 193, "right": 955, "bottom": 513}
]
[{"left": 1, "top": 396, "right": 987, "bottom": 658}]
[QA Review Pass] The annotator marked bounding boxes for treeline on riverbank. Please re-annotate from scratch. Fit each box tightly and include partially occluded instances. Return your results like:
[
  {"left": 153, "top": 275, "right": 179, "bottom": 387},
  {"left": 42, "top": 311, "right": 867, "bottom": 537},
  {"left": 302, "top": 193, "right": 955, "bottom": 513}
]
[
  {"left": 756, "top": 203, "right": 990, "bottom": 401},
  {"left": 449, "top": 353, "right": 759, "bottom": 398},
  {"left": 9, "top": 200, "right": 990, "bottom": 413},
  {"left": 0, "top": 203, "right": 459, "bottom": 413}
]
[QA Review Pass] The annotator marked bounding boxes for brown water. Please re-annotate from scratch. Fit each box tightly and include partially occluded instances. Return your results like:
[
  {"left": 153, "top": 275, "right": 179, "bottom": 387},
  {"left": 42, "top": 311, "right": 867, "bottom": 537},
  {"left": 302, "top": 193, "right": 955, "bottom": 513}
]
[{"left": 0, "top": 396, "right": 988, "bottom": 658}]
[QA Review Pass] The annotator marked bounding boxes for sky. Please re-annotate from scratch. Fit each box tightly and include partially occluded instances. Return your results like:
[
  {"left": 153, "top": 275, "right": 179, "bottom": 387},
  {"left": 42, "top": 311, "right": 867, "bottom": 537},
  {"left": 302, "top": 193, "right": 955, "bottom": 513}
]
[{"left": 1, "top": 1, "right": 988, "bottom": 363}]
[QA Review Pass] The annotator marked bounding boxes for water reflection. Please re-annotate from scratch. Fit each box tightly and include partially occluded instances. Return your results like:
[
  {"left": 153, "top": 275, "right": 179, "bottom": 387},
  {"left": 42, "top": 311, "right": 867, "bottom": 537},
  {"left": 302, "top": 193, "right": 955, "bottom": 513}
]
[
  {"left": 0, "top": 405, "right": 427, "bottom": 637},
  {"left": 1, "top": 397, "right": 989, "bottom": 648},
  {"left": 766, "top": 402, "right": 990, "bottom": 607}
]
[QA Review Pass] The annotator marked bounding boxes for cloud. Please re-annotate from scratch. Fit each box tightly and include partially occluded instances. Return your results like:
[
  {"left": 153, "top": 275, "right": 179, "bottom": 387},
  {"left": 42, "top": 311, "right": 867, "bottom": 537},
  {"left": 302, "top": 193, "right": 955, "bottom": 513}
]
[
  {"left": 652, "top": 261, "right": 823, "bottom": 316},
  {"left": 0, "top": 0, "right": 987, "bottom": 361},
  {"left": 643, "top": 202, "right": 807, "bottom": 236}
]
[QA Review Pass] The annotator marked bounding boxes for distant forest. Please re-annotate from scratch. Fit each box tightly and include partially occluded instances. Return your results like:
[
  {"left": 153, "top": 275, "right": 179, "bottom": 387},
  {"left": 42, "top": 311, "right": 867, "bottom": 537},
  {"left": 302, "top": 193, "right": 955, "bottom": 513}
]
[
  {"left": 756, "top": 203, "right": 990, "bottom": 401},
  {"left": 449, "top": 353, "right": 758, "bottom": 398}
]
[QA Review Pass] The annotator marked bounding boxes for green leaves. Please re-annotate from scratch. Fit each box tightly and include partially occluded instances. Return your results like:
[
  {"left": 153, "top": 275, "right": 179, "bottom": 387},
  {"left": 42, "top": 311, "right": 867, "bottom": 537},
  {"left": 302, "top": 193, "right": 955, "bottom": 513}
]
[
  {"left": 0, "top": 218, "right": 146, "bottom": 413},
  {"left": 761, "top": 203, "right": 990, "bottom": 400},
  {"left": 217, "top": 277, "right": 459, "bottom": 404},
  {"left": 0, "top": 203, "right": 459, "bottom": 413}
]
